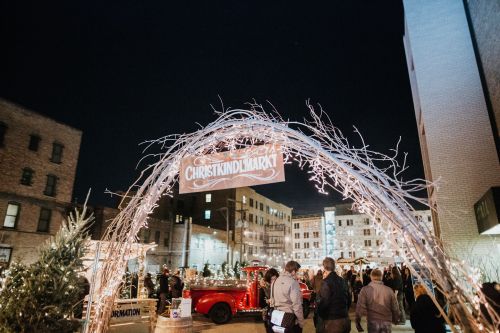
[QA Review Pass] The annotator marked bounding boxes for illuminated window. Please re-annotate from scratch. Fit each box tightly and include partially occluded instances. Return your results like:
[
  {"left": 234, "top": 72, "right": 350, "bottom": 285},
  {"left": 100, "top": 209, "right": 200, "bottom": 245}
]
[
  {"left": 3, "top": 202, "right": 20, "bottom": 228},
  {"left": 242, "top": 195, "right": 246, "bottom": 204},
  {"left": 347, "top": 230, "right": 354, "bottom": 236},
  {"left": 204, "top": 210, "right": 211, "bottom": 220},
  {"left": 205, "top": 193, "right": 212, "bottom": 203}
]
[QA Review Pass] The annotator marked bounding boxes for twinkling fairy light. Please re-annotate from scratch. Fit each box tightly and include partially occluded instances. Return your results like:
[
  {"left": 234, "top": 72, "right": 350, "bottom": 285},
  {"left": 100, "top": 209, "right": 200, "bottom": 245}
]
[{"left": 89, "top": 103, "right": 497, "bottom": 332}]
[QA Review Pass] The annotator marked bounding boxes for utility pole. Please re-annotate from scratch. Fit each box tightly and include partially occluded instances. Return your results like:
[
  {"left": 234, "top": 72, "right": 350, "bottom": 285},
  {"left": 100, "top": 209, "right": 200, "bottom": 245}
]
[
  {"left": 227, "top": 198, "right": 247, "bottom": 263},
  {"left": 217, "top": 206, "right": 231, "bottom": 265}
]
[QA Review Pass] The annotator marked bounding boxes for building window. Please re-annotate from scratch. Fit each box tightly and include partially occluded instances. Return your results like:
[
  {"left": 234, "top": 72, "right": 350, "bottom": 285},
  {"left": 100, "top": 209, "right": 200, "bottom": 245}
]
[
  {"left": 50, "top": 142, "right": 64, "bottom": 163},
  {"left": 363, "top": 218, "right": 370, "bottom": 225},
  {"left": 304, "top": 242, "right": 310, "bottom": 249},
  {"left": 249, "top": 213, "right": 254, "bottom": 223},
  {"left": 313, "top": 241, "right": 319, "bottom": 248},
  {"left": 205, "top": 193, "right": 212, "bottom": 203},
  {"left": 260, "top": 203, "right": 264, "bottom": 211},
  {"left": 266, "top": 206, "right": 270, "bottom": 214},
  {"left": 313, "top": 231, "right": 319, "bottom": 238},
  {"left": 242, "top": 195, "right": 246, "bottom": 204},
  {"left": 175, "top": 214, "right": 183, "bottom": 223},
  {"left": 0, "top": 247, "right": 13, "bottom": 267},
  {"left": 338, "top": 220, "right": 342, "bottom": 227},
  {"left": 0, "top": 122, "right": 7, "bottom": 147},
  {"left": 294, "top": 233, "right": 300, "bottom": 239},
  {"left": 364, "top": 240, "right": 372, "bottom": 247},
  {"left": 37, "top": 208, "right": 52, "bottom": 232},
  {"left": 204, "top": 210, "right": 211, "bottom": 220},
  {"left": 340, "top": 251, "right": 344, "bottom": 258},
  {"left": 295, "top": 253, "right": 301, "bottom": 259},
  {"left": 154, "top": 231, "right": 160, "bottom": 244},
  {"left": 164, "top": 232, "right": 170, "bottom": 247},
  {"left": 259, "top": 216, "right": 264, "bottom": 225},
  {"left": 347, "top": 219, "right": 353, "bottom": 226},
  {"left": 303, "top": 232, "right": 309, "bottom": 239},
  {"left": 44, "top": 174, "right": 58, "bottom": 197},
  {"left": 249, "top": 198, "right": 254, "bottom": 207},
  {"left": 3, "top": 202, "right": 20, "bottom": 228},
  {"left": 20, "top": 167, "right": 34, "bottom": 186},
  {"left": 294, "top": 223, "right": 299, "bottom": 229},
  {"left": 363, "top": 229, "right": 371, "bottom": 236},
  {"left": 295, "top": 243, "right": 300, "bottom": 249},
  {"left": 29, "top": 135, "right": 41, "bottom": 151},
  {"left": 427, "top": 216, "right": 432, "bottom": 222}
]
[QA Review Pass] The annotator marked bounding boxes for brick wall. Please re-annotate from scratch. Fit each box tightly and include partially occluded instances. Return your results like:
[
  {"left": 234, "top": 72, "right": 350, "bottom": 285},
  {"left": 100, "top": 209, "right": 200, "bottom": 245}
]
[
  {"left": 403, "top": 0, "right": 500, "bottom": 278},
  {"left": 0, "top": 99, "right": 82, "bottom": 266}
]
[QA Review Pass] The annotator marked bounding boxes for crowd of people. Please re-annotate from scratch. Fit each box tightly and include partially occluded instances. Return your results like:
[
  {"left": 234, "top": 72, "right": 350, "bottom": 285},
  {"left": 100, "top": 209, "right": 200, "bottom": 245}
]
[{"left": 262, "top": 258, "right": 447, "bottom": 333}]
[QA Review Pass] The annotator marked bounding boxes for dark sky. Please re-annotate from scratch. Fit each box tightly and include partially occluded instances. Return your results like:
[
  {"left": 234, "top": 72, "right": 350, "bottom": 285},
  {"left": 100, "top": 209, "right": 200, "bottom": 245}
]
[{"left": 0, "top": 1, "right": 423, "bottom": 214}]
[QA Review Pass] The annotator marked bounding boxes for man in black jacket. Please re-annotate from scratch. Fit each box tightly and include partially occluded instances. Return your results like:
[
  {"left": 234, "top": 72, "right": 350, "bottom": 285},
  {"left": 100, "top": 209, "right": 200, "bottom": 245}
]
[
  {"left": 157, "top": 268, "right": 170, "bottom": 314},
  {"left": 318, "top": 257, "right": 351, "bottom": 333}
]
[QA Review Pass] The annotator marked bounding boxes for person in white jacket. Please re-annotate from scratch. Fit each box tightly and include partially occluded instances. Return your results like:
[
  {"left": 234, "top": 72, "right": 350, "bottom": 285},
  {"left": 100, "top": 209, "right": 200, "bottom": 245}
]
[{"left": 272, "top": 261, "right": 305, "bottom": 332}]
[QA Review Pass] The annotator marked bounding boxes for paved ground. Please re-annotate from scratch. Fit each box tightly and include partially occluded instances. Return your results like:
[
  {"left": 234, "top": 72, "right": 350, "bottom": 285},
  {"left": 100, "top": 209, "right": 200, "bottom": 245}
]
[{"left": 192, "top": 313, "right": 415, "bottom": 333}]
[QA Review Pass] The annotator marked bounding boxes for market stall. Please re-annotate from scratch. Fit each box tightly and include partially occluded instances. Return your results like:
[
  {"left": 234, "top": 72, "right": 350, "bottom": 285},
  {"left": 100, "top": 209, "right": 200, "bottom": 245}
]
[{"left": 81, "top": 241, "right": 158, "bottom": 333}]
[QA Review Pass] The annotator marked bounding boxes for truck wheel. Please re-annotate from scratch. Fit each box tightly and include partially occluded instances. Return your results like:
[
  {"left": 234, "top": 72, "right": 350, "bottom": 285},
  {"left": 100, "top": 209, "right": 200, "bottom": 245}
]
[
  {"left": 303, "top": 300, "right": 310, "bottom": 319},
  {"left": 209, "top": 302, "right": 232, "bottom": 324}
]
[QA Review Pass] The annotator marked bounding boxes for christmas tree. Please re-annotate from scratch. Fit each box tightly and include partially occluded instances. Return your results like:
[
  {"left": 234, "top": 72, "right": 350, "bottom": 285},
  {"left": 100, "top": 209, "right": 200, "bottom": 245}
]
[{"left": 0, "top": 205, "right": 93, "bottom": 333}]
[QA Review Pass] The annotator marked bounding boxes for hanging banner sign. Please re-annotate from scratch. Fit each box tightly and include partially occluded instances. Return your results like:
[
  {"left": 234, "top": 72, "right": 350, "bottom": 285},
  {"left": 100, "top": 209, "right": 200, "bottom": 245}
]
[{"left": 179, "top": 144, "right": 285, "bottom": 194}]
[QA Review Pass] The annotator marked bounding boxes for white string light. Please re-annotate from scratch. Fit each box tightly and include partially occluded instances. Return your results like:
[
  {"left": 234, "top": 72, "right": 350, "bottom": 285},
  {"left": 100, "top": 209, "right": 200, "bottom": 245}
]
[{"left": 89, "top": 103, "right": 497, "bottom": 333}]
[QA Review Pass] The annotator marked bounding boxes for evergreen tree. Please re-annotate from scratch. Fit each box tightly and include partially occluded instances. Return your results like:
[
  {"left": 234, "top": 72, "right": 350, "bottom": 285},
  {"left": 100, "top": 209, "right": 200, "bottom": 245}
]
[{"left": 0, "top": 205, "right": 93, "bottom": 333}]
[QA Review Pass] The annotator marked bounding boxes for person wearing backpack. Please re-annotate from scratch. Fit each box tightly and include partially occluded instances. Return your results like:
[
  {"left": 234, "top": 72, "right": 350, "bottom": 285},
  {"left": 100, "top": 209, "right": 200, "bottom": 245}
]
[{"left": 317, "top": 257, "right": 351, "bottom": 333}]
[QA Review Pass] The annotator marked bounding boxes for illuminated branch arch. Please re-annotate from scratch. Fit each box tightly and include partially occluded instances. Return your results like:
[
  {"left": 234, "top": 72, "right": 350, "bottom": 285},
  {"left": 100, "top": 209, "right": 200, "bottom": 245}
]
[{"left": 89, "top": 103, "right": 497, "bottom": 333}]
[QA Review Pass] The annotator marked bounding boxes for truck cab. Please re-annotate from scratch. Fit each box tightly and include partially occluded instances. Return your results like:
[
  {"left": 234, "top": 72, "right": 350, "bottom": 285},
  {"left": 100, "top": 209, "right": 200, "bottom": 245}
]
[{"left": 185, "top": 266, "right": 312, "bottom": 324}]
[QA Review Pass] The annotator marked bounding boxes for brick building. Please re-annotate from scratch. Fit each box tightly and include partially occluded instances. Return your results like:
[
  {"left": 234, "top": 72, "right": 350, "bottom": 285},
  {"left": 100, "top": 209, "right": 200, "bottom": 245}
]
[
  {"left": 0, "top": 99, "right": 82, "bottom": 266},
  {"left": 403, "top": 0, "right": 500, "bottom": 278}
]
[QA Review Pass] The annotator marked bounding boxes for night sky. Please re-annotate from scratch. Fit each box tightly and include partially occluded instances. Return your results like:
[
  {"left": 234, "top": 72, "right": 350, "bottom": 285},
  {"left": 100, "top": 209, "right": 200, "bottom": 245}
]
[{"left": 0, "top": 1, "right": 424, "bottom": 214}]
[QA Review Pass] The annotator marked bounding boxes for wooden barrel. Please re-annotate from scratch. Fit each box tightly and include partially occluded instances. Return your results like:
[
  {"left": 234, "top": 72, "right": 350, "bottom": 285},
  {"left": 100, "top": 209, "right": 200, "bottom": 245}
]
[{"left": 154, "top": 316, "right": 193, "bottom": 333}]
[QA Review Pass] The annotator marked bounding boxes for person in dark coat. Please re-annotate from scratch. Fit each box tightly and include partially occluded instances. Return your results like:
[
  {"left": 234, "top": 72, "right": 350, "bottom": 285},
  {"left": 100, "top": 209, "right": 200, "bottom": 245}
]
[
  {"left": 402, "top": 267, "right": 414, "bottom": 313},
  {"left": 410, "top": 284, "right": 446, "bottom": 333},
  {"left": 157, "top": 268, "right": 170, "bottom": 314},
  {"left": 170, "top": 270, "right": 184, "bottom": 299},
  {"left": 390, "top": 266, "right": 405, "bottom": 325},
  {"left": 317, "top": 257, "right": 351, "bottom": 333}
]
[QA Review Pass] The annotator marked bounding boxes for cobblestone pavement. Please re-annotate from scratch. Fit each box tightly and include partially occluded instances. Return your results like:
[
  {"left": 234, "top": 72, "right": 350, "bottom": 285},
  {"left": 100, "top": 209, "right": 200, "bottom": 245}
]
[{"left": 193, "top": 313, "right": 415, "bottom": 333}]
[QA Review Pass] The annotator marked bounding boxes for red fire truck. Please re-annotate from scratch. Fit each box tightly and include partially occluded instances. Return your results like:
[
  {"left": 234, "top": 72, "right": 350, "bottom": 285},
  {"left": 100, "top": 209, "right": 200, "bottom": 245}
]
[{"left": 183, "top": 266, "right": 313, "bottom": 324}]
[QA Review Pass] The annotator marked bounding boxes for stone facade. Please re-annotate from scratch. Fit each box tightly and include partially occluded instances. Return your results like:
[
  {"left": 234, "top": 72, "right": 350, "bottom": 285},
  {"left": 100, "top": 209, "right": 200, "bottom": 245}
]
[
  {"left": 0, "top": 99, "right": 82, "bottom": 266},
  {"left": 291, "top": 214, "right": 325, "bottom": 268},
  {"left": 334, "top": 204, "right": 433, "bottom": 265},
  {"left": 403, "top": 0, "right": 500, "bottom": 279}
]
